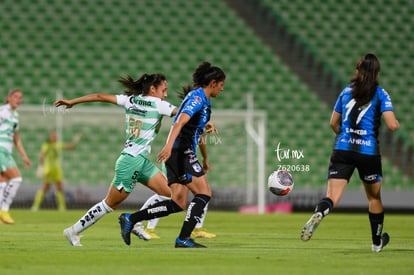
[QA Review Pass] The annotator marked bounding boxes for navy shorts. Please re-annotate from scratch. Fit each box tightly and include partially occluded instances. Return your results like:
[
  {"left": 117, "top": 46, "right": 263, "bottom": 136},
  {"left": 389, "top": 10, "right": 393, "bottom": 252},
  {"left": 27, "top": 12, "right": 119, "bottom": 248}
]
[
  {"left": 165, "top": 148, "right": 205, "bottom": 185},
  {"left": 328, "top": 150, "right": 382, "bottom": 184}
]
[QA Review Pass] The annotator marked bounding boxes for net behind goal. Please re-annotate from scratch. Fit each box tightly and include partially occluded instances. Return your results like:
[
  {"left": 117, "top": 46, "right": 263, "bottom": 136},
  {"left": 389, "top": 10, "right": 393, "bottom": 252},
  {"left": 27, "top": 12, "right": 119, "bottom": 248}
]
[{"left": 18, "top": 105, "right": 267, "bottom": 212}]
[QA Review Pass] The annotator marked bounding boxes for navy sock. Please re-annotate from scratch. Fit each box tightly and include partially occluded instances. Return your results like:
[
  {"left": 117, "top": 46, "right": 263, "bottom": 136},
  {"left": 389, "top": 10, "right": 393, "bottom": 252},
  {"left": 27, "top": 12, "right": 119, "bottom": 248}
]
[
  {"left": 369, "top": 212, "right": 384, "bottom": 245},
  {"left": 178, "top": 194, "right": 210, "bottom": 240},
  {"left": 315, "top": 197, "right": 334, "bottom": 217},
  {"left": 129, "top": 199, "right": 183, "bottom": 225}
]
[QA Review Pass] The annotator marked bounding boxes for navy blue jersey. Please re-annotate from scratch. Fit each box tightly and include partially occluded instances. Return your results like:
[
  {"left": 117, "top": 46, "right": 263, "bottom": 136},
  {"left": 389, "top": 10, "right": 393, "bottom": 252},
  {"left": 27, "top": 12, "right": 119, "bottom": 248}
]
[
  {"left": 333, "top": 84, "right": 394, "bottom": 155},
  {"left": 172, "top": 87, "right": 211, "bottom": 152}
]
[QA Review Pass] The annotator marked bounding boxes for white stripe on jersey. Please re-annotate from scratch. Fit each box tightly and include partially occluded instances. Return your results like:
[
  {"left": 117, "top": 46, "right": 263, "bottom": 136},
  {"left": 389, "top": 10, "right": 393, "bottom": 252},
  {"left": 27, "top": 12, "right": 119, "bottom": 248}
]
[{"left": 116, "top": 94, "right": 175, "bottom": 157}]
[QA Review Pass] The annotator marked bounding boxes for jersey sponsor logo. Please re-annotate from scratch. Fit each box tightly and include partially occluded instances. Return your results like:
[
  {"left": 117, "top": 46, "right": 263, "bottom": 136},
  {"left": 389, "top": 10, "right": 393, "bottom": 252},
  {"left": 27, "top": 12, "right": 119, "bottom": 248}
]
[
  {"left": 147, "top": 205, "right": 167, "bottom": 214},
  {"left": 364, "top": 174, "right": 378, "bottom": 182},
  {"left": 185, "top": 202, "right": 196, "bottom": 221},
  {"left": 127, "top": 105, "right": 147, "bottom": 115},
  {"left": 343, "top": 137, "right": 372, "bottom": 146},
  {"left": 178, "top": 174, "right": 188, "bottom": 182},
  {"left": 136, "top": 99, "right": 153, "bottom": 107},
  {"left": 385, "top": 101, "right": 393, "bottom": 108},
  {"left": 346, "top": 128, "right": 367, "bottom": 135}
]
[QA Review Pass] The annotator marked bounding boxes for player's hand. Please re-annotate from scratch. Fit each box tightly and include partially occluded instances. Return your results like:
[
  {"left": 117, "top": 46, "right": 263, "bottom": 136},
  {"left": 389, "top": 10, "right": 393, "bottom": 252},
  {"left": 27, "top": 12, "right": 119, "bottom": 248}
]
[
  {"left": 55, "top": 99, "right": 73, "bottom": 109},
  {"left": 157, "top": 146, "right": 172, "bottom": 163},
  {"left": 203, "top": 158, "right": 210, "bottom": 173},
  {"left": 23, "top": 156, "right": 31, "bottom": 169},
  {"left": 205, "top": 121, "right": 218, "bottom": 134}
]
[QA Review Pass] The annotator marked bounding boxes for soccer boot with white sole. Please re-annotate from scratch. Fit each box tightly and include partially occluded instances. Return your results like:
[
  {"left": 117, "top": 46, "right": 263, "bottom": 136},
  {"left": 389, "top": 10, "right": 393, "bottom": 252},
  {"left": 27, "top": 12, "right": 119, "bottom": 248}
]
[
  {"left": 132, "top": 224, "right": 151, "bottom": 241},
  {"left": 63, "top": 227, "right": 82, "bottom": 246},
  {"left": 371, "top": 232, "right": 390, "bottom": 252},
  {"left": 301, "top": 212, "right": 323, "bottom": 241}
]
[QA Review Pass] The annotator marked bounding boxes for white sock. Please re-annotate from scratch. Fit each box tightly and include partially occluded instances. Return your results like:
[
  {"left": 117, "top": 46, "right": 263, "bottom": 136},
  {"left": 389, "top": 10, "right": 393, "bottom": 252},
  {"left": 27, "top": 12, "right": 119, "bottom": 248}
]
[
  {"left": 0, "top": 182, "right": 6, "bottom": 209},
  {"left": 72, "top": 200, "right": 113, "bottom": 234},
  {"left": 1, "top": 177, "right": 22, "bottom": 211},
  {"left": 195, "top": 203, "right": 209, "bottom": 229},
  {"left": 141, "top": 194, "right": 167, "bottom": 230}
]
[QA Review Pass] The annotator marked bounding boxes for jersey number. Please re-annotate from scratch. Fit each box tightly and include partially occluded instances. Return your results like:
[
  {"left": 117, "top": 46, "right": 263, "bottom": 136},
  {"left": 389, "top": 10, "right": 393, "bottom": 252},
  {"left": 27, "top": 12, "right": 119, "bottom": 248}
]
[
  {"left": 344, "top": 99, "right": 371, "bottom": 125},
  {"left": 128, "top": 118, "right": 143, "bottom": 139}
]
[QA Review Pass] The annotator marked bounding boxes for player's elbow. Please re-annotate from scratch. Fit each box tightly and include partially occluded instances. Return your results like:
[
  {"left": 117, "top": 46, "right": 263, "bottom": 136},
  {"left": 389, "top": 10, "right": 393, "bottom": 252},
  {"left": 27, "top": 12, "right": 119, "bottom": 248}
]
[{"left": 330, "top": 122, "right": 340, "bottom": 134}]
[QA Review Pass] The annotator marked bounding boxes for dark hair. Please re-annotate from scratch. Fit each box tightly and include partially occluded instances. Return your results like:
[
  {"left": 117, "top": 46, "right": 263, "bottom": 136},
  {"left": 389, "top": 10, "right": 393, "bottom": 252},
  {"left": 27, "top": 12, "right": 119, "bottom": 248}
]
[
  {"left": 350, "top": 53, "right": 380, "bottom": 106},
  {"left": 177, "top": 62, "right": 226, "bottom": 99},
  {"left": 177, "top": 85, "right": 194, "bottom": 99},
  {"left": 193, "top": 61, "right": 225, "bottom": 87},
  {"left": 118, "top": 73, "right": 167, "bottom": 96}
]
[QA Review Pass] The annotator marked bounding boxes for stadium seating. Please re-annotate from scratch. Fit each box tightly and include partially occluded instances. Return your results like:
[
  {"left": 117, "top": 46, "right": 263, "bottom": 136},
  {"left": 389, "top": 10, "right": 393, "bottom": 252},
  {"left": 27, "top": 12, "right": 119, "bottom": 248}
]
[{"left": 2, "top": 0, "right": 412, "bottom": 191}]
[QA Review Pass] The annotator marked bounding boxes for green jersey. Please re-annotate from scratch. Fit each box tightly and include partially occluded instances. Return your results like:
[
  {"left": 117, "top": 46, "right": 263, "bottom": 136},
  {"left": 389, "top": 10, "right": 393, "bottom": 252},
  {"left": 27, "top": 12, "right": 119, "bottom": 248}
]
[
  {"left": 0, "top": 104, "right": 19, "bottom": 153},
  {"left": 116, "top": 95, "right": 175, "bottom": 157}
]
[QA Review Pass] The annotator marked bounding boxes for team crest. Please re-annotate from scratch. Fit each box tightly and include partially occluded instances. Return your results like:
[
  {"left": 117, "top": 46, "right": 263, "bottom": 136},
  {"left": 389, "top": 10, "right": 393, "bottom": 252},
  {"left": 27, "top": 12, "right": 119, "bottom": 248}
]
[{"left": 192, "top": 163, "right": 202, "bottom": 173}]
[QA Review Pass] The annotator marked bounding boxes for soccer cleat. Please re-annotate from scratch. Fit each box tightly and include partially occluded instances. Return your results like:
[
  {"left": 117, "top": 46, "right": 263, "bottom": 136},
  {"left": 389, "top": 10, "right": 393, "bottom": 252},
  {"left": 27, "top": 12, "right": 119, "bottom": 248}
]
[
  {"left": 371, "top": 232, "right": 390, "bottom": 252},
  {"left": 301, "top": 212, "right": 323, "bottom": 241},
  {"left": 118, "top": 213, "right": 133, "bottom": 245},
  {"left": 0, "top": 211, "right": 15, "bottom": 224},
  {"left": 145, "top": 228, "right": 160, "bottom": 239},
  {"left": 175, "top": 237, "right": 207, "bottom": 248},
  {"left": 132, "top": 224, "right": 151, "bottom": 241},
  {"left": 63, "top": 227, "right": 82, "bottom": 246},
  {"left": 191, "top": 228, "right": 216, "bottom": 239}
]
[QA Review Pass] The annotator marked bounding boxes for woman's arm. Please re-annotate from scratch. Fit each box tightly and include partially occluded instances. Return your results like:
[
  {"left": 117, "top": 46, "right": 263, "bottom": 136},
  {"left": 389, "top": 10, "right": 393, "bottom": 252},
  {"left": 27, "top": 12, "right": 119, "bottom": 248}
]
[
  {"left": 198, "top": 134, "right": 210, "bottom": 173},
  {"left": 64, "top": 133, "right": 83, "bottom": 150},
  {"left": 382, "top": 111, "right": 400, "bottom": 131},
  {"left": 329, "top": 111, "right": 341, "bottom": 135},
  {"left": 13, "top": 131, "right": 31, "bottom": 168},
  {"left": 55, "top": 93, "right": 117, "bottom": 108},
  {"left": 157, "top": 113, "right": 191, "bottom": 162}
]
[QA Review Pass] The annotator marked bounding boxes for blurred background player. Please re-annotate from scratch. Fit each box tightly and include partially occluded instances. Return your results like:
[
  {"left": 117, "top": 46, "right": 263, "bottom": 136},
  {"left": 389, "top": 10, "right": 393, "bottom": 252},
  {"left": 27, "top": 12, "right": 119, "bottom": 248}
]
[
  {"left": 300, "top": 53, "right": 400, "bottom": 252},
  {"left": 0, "top": 88, "right": 31, "bottom": 224},
  {"left": 132, "top": 123, "right": 218, "bottom": 240},
  {"left": 31, "top": 131, "right": 82, "bottom": 211}
]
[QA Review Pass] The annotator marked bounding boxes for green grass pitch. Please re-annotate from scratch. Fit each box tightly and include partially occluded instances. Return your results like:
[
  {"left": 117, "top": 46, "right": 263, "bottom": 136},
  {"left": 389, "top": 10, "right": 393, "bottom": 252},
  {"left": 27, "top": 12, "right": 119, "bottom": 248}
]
[{"left": 1, "top": 210, "right": 413, "bottom": 275}]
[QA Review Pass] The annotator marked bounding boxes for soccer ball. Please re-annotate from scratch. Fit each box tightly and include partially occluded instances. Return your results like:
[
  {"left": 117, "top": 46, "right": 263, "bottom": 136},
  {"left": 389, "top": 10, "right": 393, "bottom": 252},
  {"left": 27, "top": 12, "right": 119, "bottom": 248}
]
[{"left": 268, "top": 170, "right": 294, "bottom": 196}]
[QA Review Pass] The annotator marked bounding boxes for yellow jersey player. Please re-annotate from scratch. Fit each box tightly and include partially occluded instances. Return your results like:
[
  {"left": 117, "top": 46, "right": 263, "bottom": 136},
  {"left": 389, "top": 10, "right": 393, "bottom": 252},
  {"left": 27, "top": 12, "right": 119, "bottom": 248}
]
[{"left": 31, "top": 131, "right": 82, "bottom": 211}]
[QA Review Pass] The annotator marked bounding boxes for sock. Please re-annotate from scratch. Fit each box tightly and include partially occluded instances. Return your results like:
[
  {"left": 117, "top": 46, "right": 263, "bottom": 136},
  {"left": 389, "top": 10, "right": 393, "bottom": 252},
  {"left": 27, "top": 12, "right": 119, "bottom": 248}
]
[
  {"left": 194, "top": 203, "right": 209, "bottom": 230},
  {"left": 129, "top": 199, "right": 182, "bottom": 225},
  {"left": 72, "top": 200, "right": 113, "bottom": 234},
  {"left": 55, "top": 191, "right": 66, "bottom": 211},
  {"left": 32, "top": 190, "right": 45, "bottom": 210},
  {"left": 146, "top": 217, "right": 161, "bottom": 230},
  {"left": 1, "top": 177, "right": 22, "bottom": 211},
  {"left": 178, "top": 194, "right": 210, "bottom": 240},
  {"left": 315, "top": 197, "right": 334, "bottom": 217},
  {"left": 369, "top": 211, "right": 384, "bottom": 245},
  {"left": 142, "top": 194, "right": 167, "bottom": 230},
  {"left": 0, "top": 182, "right": 6, "bottom": 209}
]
